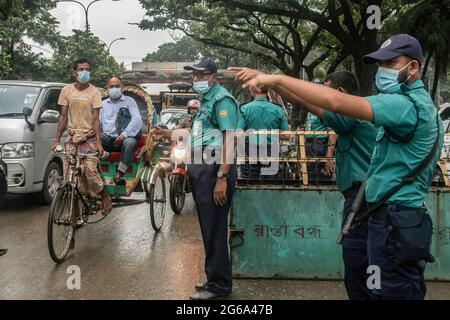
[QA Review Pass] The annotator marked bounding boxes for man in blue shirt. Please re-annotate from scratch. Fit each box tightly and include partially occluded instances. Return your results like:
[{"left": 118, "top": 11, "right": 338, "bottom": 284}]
[{"left": 100, "top": 76, "right": 143, "bottom": 185}]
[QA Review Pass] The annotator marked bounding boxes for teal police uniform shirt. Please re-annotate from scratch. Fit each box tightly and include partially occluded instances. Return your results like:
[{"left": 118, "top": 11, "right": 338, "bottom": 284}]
[
  {"left": 306, "top": 113, "right": 330, "bottom": 139},
  {"left": 322, "top": 112, "right": 378, "bottom": 193},
  {"left": 237, "top": 97, "right": 289, "bottom": 141},
  {"left": 364, "top": 80, "right": 444, "bottom": 208},
  {"left": 238, "top": 97, "right": 289, "bottom": 145},
  {"left": 191, "top": 83, "right": 239, "bottom": 150}
]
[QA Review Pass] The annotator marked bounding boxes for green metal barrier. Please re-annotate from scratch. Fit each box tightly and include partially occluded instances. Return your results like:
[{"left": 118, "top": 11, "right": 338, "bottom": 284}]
[{"left": 230, "top": 187, "right": 450, "bottom": 281}]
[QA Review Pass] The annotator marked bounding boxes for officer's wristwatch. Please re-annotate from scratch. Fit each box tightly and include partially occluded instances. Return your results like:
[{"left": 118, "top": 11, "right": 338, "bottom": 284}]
[{"left": 217, "top": 171, "right": 229, "bottom": 179}]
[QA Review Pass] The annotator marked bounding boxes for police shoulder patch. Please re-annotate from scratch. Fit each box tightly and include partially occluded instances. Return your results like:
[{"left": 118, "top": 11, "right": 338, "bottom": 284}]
[{"left": 220, "top": 110, "right": 228, "bottom": 118}]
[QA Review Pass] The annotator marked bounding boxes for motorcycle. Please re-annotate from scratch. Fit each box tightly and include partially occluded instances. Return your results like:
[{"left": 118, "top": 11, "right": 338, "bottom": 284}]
[
  {"left": 168, "top": 140, "right": 190, "bottom": 214},
  {"left": 0, "top": 154, "right": 7, "bottom": 208}
]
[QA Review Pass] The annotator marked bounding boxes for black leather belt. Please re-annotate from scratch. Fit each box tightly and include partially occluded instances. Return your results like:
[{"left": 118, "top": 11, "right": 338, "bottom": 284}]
[
  {"left": 368, "top": 204, "right": 425, "bottom": 221},
  {"left": 370, "top": 205, "right": 388, "bottom": 220}
]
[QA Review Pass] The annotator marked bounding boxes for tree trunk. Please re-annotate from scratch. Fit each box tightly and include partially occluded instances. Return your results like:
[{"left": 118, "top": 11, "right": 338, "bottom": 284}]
[
  {"left": 422, "top": 53, "right": 433, "bottom": 83},
  {"left": 354, "top": 59, "right": 376, "bottom": 96},
  {"left": 432, "top": 58, "right": 441, "bottom": 104}
]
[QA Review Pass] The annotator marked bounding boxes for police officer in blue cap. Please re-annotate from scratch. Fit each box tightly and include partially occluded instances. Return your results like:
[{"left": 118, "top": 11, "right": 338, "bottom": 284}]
[
  {"left": 154, "top": 57, "right": 239, "bottom": 300},
  {"left": 239, "top": 34, "right": 444, "bottom": 300}
]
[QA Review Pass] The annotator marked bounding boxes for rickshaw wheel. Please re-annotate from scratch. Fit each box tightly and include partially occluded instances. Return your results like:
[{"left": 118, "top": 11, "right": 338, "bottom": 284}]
[
  {"left": 169, "top": 173, "right": 186, "bottom": 214},
  {"left": 48, "top": 184, "right": 76, "bottom": 263},
  {"left": 149, "top": 170, "right": 166, "bottom": 232}
]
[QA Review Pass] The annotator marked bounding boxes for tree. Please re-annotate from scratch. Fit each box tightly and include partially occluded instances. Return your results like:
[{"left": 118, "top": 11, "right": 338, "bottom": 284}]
[
  {"left": 394, "top": 0, "right": 450, "bottom": 102},
  {"left": 0, "top": 0, "right": 60, "bottom": 79},
  {"left": 50, "top": 30, "right": 124, "bottom": 87},
  {"left": 143, "top": 36, "right": 200, "bottom": 62},
  {"left": 142, "top": 35, "right": 270, "bottom": 70},
  {"left": 139, "top": 0, "right": 416, "bottom": 95},
  {"left": 139, "top": 0, "right": 329, "bottom": 80}
]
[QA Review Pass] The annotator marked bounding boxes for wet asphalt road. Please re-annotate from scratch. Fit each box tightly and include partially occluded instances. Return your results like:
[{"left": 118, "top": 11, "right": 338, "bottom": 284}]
[{"left": 1, "top": 188, "right": 449, "bottom": 300}]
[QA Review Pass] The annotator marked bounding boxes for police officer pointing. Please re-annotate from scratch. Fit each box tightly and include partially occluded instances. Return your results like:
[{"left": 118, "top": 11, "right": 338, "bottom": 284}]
[
  {"left": 154, "top": 57, "right": 239, "bottom": 300},
  {"left": 238, "top": 34, "right": 444, "bottom": 300}
]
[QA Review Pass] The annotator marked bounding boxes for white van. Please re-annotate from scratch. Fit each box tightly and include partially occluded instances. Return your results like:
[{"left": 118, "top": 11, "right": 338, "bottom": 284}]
[{"left": 0, "top": 81, "right": 66, "bottom": 204}]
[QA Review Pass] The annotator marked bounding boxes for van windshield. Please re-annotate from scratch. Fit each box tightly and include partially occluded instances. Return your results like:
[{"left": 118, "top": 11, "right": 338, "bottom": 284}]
[{"left": 0, "top": 85, "right": 41, "bottom": 118}]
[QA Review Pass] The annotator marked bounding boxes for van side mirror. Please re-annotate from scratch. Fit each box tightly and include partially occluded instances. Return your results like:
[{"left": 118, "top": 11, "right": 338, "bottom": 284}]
[
  {"left": 22, "top": 107, "right": 35, "bottom": 131},
  {"left": 39, "top": 110, "right": 60, "bottom": 123}
]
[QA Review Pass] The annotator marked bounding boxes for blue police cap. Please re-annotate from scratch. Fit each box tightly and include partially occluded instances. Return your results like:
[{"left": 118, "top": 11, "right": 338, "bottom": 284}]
[
  {"left": 184, "top": 57, "right": 218, "bottom": 73},
  {"left": 362, "top": 34, "right": 423, "bottom": 65}
]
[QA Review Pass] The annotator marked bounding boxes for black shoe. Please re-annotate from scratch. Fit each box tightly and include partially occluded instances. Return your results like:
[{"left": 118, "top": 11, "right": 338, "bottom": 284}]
[
  {"left": 195, "top": 282, "right": 207, "bottom": 292},
  {"left": 0, "top": 249, "right": 7, "bottom": 256},
  {"left": 190, "top": 290, "right": 230, "bottom": 300}
]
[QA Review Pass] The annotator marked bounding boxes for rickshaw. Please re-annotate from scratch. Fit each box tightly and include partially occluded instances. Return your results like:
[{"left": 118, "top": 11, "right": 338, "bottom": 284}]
[{"left": 47, "top": 84, "right": 171, "bottom": 264}]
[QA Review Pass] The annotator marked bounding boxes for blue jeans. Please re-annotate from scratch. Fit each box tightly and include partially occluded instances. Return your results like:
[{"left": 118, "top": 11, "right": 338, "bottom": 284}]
[{"left": 101, "top": 133, "right": 139, "bottom": 173}]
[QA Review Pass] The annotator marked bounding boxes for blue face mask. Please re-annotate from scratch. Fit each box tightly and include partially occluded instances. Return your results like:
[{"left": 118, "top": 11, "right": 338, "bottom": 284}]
[
  {"left": 109, "top": 87, "right": 122, "bottom": 100},
  {"left": 375, "top": 62, "right": 412, "bottom": 94},
  {"left": 192, "top": 80, "right": 211, "bottom": 94},
  {"left": 77, "top": 70, "right": 91, "bottom": 84}
]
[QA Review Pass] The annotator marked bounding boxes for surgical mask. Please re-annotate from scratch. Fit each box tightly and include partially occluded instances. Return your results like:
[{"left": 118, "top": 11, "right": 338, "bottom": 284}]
[
  {"left": 375, "top": 62, "right": 413, "bottom": 94},
  {"left": 77, "top": 70, "right": 91, "bottom": 84},
  {"left": 109, "top": 87, "right": 122, "bottom": 100},
  {"left": 193, "top": 81, "right": 211, "bottom": 94}
]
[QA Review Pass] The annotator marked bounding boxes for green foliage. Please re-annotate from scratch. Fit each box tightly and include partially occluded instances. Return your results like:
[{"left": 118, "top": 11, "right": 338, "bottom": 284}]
[
  {"left": 0, "top": 51, "right": 11, "bottom": 78},
  {"left": 0, "top": 0, "right": 60, "bottom": 79},
  {"left": 50, "top": 30, "right": 124, "bottom": 87},
  {"left": 0, "top": 1, "right": 123, "bottom": 86},
  {"left": 138, "top": 0, "right": 409, "bottom": 94},
  {"left": 143, "top": 35, "right": 270, "bottom": 70},
  {"left": 143, "top": 36, "right": 200, "bottom": 62}
]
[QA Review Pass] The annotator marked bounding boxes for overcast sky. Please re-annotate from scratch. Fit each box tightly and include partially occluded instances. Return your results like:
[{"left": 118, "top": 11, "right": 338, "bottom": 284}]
[{"left": 48, "top": 0, "right": 173, "bottom": 69}]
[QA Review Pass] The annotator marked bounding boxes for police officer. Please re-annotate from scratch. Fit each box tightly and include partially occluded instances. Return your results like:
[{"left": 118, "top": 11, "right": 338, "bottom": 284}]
[
  {"left": 237, "top": 88, "right": 289, "bottom": 180},
  {"left": 238, "top": 34, "right": 444, "bottom": 300},
  {"left": 305, "top": 71, "right": 378, "bottom": 299},
  {"left": 154, "top": 57, "right": 239, "bottom": 300}
]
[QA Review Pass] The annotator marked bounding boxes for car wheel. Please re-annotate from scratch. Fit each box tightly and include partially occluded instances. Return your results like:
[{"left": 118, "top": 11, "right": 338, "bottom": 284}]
[{"left": 37, "top": 162, "right": 62, "bottom": 204}]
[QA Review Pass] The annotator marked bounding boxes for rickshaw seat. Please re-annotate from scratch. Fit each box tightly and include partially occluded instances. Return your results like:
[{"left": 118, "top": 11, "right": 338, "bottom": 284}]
[{"left": 104, "top": 134, "right": 147, "bottom": 163}]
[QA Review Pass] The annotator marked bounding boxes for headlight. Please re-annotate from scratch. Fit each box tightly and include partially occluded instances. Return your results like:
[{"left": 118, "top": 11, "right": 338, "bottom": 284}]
[
  {"left": 171, "top": 146, "right": 187, "bottom": 164},
  {"left": 1, "top": 143, "right": 34, "bottom": 159}
]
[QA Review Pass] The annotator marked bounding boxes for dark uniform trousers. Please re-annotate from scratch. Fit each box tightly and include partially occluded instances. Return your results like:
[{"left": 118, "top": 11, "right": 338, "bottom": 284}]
[
  {"left": 367, "top": 204, "right": 430, "bottom": 300},
  {"left": 188, "top": 161, "right": 238, "bottom": 295},
  {"left": 240, "top": 143, "right": 278, "bottom": 180},
  {"left": 305, "top": 138, "right": 329, "bottom": 181},
  {"left": 343, "top": 188, "right": 430, "bottom": 300},
  {"left": 341, "top": 184, "right": 372, "bottom": 300}
]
